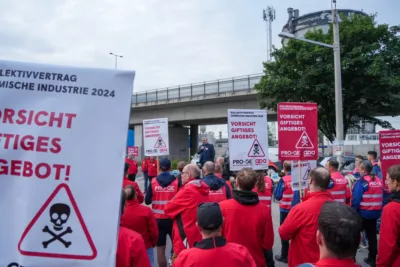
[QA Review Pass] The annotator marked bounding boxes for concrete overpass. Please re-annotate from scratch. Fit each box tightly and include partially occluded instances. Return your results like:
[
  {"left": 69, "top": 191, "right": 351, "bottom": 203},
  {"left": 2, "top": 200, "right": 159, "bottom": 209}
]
[{"left": 130, "top": 74, "right": 275, "bottom": 159}]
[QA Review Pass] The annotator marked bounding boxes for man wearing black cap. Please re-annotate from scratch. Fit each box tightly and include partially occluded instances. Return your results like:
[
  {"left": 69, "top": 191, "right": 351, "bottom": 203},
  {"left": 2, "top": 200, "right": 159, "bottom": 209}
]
[
  {"left": 145, "top": 158, "right": 180, "bottom": 267},
  {"left": 173, "top": 202, "right": 257, "bottom": 267}
]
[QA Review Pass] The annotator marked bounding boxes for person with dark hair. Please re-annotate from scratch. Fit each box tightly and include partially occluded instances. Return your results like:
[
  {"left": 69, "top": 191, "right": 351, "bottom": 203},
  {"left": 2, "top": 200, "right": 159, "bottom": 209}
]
[
  {"left": 377, "top": 164, "right": 400, "bottom": 267},
  {"left": 122, "top": 162, "right": 144, "bottom": 203},
  {"left": 144, "top": 158, "right": 179, "bottom": 267},
  {"left": 353, "top": 155, "right": 364, "bottom": 179},
  {"left": 202, "top": 161, "right": 232, "bottom": 202},
  {"left": 173, "top": 202, "right": 257, "bottom": 267},
  {"left": 367, "top": 151, "right": 382, "bottom": 178},
  {"left": 351, "top": 160, "right": 383, "bottom": 266},
  {"left": 279, "top": 167, "right": 333, "bottom": 267},
  {"left": 219, "top": 168, "right": 274, "bottom": 267},
  {"left": 298, "top": 202, "right": 362, "bottom": 267},
  {"left": 252, "top": 170, "right": 275, "bottom": 267},
  {"left": 120, "top": 185, "right": 158, "bottom": 267},
  {"left": 125, "top": 154, "right": 138, "bottom": 181},
  {"left": 327, "top": 159, "right": 351, "bottom": 205},
  {"left": 164, "top": 164, "right": 209, "bottom": 264},
  {"left": 274, "top": 161, "right": 293, "bottom": 263},
  {"left": 142, "top": 156, "right": 149, "bottom": 193},
  {"left": 116, "top": 190, "right": 151, "bottom": 267}
]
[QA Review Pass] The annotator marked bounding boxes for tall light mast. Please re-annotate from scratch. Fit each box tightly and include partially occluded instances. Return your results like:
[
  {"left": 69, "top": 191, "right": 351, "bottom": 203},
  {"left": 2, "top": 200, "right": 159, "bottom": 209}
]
[{"left": 263, "top": 6, "right": 276, "bottom": 62}]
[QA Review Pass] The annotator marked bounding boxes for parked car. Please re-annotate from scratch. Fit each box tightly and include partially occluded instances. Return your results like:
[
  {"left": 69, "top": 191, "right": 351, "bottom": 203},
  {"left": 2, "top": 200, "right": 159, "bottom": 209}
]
[
  {"left": 318, "top": 156, "right": 356, "bottom": 175},
  {"left": 222, "top": 148, "right": 281, "bottom": 173}
]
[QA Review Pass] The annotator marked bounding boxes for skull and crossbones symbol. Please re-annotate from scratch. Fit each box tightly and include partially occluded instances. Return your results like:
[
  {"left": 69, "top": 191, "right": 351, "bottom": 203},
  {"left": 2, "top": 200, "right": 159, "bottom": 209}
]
[
  {"left": 42, "top": 203, "right": 73, "bottom": 248},
  {"left": 301, "top": 135, "right": 309, "bottom": 146},
  {"left": 253, "top": 143, "right": 260, "bottom": 155},
  {"left": 158, "top": 139, "right": 163, "bottom": 147}
]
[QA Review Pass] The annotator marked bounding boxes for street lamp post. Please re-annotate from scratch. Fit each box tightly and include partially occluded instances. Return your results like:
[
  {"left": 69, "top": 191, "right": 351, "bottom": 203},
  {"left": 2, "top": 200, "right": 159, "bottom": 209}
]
[
  {"left": 109, "top": 52, "right": 123, "bottom": 69},
  {"left": 279, "top": 0, "right": 345, "bottom": 165}
]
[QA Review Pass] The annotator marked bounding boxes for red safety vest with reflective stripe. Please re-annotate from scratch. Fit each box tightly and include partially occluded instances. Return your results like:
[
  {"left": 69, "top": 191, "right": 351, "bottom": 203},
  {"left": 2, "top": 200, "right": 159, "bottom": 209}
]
[
  {"left": 208, "top": 185, "right": 228, "bottom": 203},
  {"left": 280, "top": 175, "right": 293, "bottom": 210},
  {"left": 253, "top": 176, "right": 273, "bottom": 208},
  {"left": 328, "top": 171, "right": 348, "bottom": 204},
  {"left": 151, "top": 179, "right": 179, "bottom": 219},
  {"left": 360, "top": 175, "right": 383, "bottom": 211}
]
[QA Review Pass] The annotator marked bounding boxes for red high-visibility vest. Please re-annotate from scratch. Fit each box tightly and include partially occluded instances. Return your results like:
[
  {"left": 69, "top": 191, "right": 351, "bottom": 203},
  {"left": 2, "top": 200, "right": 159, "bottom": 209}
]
[
  {"left": 253, "top": 176, "right": 273, "bottom": 208},
  {"left": 360, "top": 175, "right": 383, "bottom": 211},
  {"left": 328, "top": 171, "right": 348, "bottom": 204},
  {"left": 280, "top": 175, "right": 293, "bottom": 210},
  {"left": 151, "top": 179, "right": 179, "bottom": 219},
  {"left": 208, "top": 185, "right": 228, "bottom": 203}
]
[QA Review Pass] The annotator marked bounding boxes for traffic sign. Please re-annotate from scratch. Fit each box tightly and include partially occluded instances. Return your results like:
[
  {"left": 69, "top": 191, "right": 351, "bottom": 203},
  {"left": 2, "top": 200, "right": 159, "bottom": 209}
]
[{"left": 278, "top": 102, "right": 318, "bottom": 160}]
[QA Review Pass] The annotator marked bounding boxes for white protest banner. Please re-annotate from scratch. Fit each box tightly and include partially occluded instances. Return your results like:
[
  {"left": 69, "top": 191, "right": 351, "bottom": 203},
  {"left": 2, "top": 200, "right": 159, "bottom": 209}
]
[
  {"left": 291, "top": 160, "right": 317, "bottom": 190},
  {"left": 0, "top": 59, "right": 134, "bottom": 267},
  {"left": 143, "top": 118, "right": 169, "bottom": 156},
  {"left": 228, "top": 109, "right": 269, "bottom": 171}
]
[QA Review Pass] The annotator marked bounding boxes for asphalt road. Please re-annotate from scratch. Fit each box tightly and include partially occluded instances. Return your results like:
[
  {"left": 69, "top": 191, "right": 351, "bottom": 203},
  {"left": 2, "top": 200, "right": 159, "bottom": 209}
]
[{"left": 134, "top": 174, "right": 370, "bottom": 267}]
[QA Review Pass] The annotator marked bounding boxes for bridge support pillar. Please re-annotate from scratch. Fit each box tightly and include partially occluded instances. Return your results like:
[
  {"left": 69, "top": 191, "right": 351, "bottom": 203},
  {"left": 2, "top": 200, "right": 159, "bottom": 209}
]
[
  {"left": 134, "top": 125, "right": 143, "bottom": 159},
  {"left": 190, "top": 124, "right": 199, "bottom": 156}
]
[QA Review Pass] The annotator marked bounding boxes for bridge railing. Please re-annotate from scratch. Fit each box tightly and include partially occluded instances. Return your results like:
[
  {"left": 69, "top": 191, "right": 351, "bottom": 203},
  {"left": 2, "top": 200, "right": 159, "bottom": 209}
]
[{"left": 132, "top": 73, "right": 263, "bottom": 104}]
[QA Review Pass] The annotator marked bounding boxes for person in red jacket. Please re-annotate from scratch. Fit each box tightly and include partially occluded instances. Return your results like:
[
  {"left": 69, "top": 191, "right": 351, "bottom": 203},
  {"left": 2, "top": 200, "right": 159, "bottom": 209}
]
[
  {"left": 274, "top": 161, "right": 293, "bottom": 263},
  {"left": 120, "top": 185, "right": 158, "bottom": 267},
  {"left": 125, "top": 154, "right": 138, "bottom": 181},
  {"left": 377, "top": 164, "right": 400, "bottom": 267},
  {"left": 298, "top": 202, "right": 362, "bottom": 267},
  {"left": 174, "top": 202, "right": 257, "bottom": 267},
  {"left": 215, "top": 163, "right": 233, "bottom": 192},
  {"left": 220, "top": 168, "right": 274, "bottom": 267},
  {"left": 279, "top": 167, "right": 333, "bottom": 267},
  {"left": 164, "top": 163, "right": 209, "bottom": 264},
  {"left": 145, "top": 158, "right": 180, "bottom": 267},
  {"left": 147, "top": 156, "right": 158, "bottom": 180},
  {"left": 327, "top": 159, "right": 351, "bottom": 204},
  {"left": 116, "top": 189, "right": 151, "bottom": 267},
  {"left": 252, "top": 170, "right": 275, "bottom": 267},
  {"left": 202, "top": 161, "right": 232, "bottom": 203},
  {"left": 122, "top": 163, "right": 144, "bottom": 203}
]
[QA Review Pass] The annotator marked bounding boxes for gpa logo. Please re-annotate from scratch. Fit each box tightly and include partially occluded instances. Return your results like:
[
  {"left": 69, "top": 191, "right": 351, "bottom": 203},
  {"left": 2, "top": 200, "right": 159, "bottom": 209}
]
[
  {"left": 159, "top": 148, "right": 168, "bottom": 153},
  {"left": 255, "top": 159, "right": 267, "bottom": 165},
  {"left": 232, "top": 159, "right": 252, "bottom": 166},
  {"left": 281, "top": 150, "right": 300, "bottom": 156},
  {"left": 303, "top": 150, "right": 316, "bottom": 157}
]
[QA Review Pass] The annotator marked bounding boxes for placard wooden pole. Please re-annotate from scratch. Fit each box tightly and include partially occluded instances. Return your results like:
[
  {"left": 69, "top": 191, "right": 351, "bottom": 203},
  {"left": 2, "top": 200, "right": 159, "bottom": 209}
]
[
  {"left": 157, "top": 156, "right": 160, "bottom": 176},
  {"left": 299, "top": 160, "right": 303, "bottom": 201}
]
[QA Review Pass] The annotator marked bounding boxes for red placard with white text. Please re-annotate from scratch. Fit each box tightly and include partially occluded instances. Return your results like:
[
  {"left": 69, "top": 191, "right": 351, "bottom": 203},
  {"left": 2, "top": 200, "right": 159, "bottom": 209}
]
[
  {"left": 379, "top": 130, "right": 400, "bottom": 192},
  {"left": 127, "top": 146, "right": 138, "bottom": 156},
  {"left": 278, "top": 102, "right": 318, "bottom": 160}
]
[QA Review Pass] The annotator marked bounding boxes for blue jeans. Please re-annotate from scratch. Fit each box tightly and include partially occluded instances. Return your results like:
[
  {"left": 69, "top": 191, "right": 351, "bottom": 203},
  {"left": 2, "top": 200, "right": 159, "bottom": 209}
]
[
  {"left": 143, "top": 172, "right": 149, "bottom": 191},
  {"left": 362, "top": 231, "right": 367, "bottom": 246},
  {"left": 147, "top": 248, "right": 154, "bottom": 267}
]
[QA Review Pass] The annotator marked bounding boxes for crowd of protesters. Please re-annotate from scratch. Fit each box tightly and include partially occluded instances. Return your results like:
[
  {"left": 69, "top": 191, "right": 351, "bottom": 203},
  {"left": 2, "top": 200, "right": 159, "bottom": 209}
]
[{"left": 118, "top": 147, "right": 399, "bottom": 267}]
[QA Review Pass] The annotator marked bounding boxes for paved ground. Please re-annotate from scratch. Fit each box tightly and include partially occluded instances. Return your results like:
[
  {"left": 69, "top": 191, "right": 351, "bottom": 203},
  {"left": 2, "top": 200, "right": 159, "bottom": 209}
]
[{"left": 134, "top": 174, "right": 370, "bottom": 267}]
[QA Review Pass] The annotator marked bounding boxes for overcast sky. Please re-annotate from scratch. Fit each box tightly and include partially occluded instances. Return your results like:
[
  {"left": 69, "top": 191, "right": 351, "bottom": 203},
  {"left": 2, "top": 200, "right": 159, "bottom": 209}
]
[
  {"left": 1, "top": 0, "right": 399, "bottom": 92},
  {"left": 1, "top": 0, "right": 399, "bottom": 136}
]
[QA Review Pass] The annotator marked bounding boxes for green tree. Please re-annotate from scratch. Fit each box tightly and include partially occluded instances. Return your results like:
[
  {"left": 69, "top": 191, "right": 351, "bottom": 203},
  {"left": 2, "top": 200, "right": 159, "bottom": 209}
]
[{"left": 255, "top": 14, "right": 400, "bottom": 142}]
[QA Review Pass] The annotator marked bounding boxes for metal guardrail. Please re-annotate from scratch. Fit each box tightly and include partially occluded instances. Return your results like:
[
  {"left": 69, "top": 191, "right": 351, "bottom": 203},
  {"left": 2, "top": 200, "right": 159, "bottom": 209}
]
[{"left": 131, "top": 74, "right": 263, "bottom": 104}]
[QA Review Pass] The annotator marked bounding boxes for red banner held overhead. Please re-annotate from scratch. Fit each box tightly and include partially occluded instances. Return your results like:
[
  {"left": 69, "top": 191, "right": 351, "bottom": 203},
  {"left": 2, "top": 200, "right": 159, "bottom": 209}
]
[
  {"left": 379, "top": 130, "right": 400, "bottom": 192},
  {"left": 278, "top": 102, "right": 318, "bottom": 161}
]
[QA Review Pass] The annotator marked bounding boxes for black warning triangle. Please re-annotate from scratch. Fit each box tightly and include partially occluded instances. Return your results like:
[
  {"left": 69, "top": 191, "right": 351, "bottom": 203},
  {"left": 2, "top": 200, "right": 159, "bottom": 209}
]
[{"left": 248, "top": 139, "right": 266, "bottom": 157}]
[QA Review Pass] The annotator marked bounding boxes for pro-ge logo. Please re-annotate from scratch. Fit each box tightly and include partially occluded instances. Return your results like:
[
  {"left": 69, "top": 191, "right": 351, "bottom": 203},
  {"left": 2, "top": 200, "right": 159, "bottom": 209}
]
[{"left": 154, "top": 185, "right": 175, "bottom": 191}]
